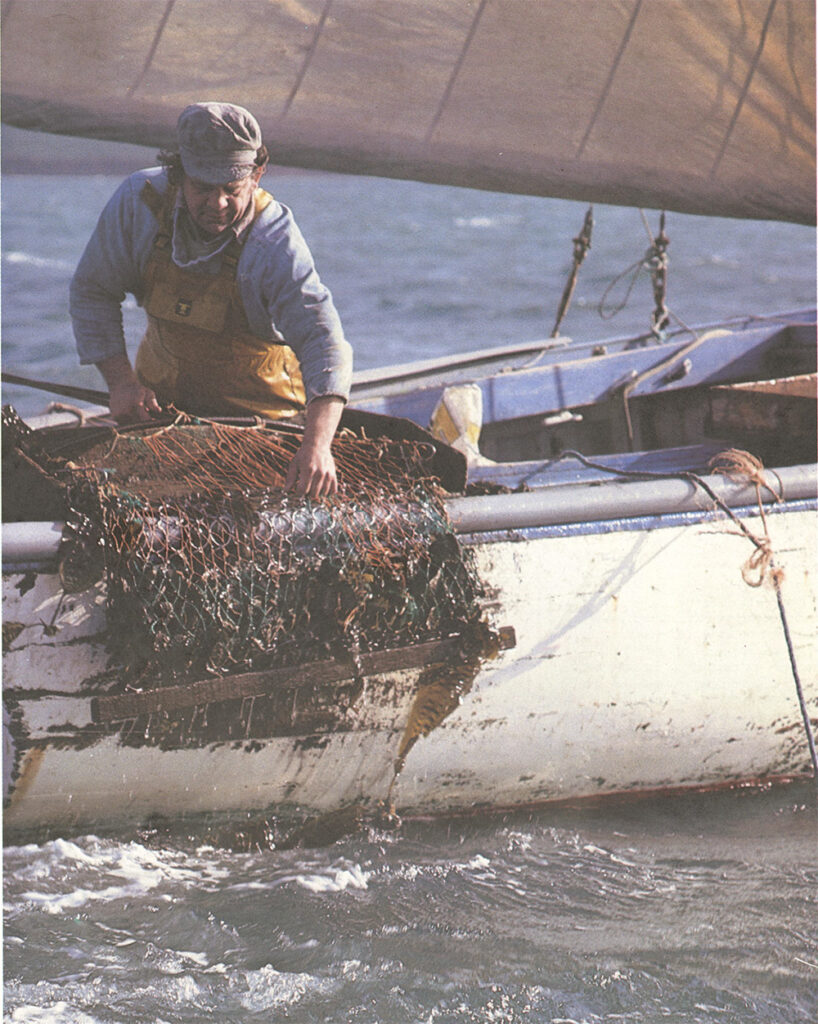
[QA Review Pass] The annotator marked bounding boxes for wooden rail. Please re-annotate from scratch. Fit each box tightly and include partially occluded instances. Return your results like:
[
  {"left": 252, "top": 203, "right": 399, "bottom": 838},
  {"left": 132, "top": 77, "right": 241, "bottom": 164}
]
[{"left": 91, "top": 627, "right": 516, "bottom": 723}]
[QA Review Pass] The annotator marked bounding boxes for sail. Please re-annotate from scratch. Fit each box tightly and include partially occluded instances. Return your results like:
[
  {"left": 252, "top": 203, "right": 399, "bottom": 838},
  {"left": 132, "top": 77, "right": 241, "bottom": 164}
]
[{"left": 1, "top": 0, "right": 814, "bottom": 223}]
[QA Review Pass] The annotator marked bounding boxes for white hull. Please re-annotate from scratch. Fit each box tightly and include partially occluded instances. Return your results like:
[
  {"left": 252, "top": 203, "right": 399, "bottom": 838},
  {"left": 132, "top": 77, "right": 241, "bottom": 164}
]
[
  {"left": 4, "top": 495, "right": 815, "bottom": 834},
  {"left": 4, "top": 311, "right": 816, "bottom": 835}
]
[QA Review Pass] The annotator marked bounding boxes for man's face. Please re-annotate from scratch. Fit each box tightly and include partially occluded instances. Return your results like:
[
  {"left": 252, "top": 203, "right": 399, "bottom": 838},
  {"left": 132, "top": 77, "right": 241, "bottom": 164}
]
[{"left": 181, "top": 166, "right": 263, "bottom": 235}]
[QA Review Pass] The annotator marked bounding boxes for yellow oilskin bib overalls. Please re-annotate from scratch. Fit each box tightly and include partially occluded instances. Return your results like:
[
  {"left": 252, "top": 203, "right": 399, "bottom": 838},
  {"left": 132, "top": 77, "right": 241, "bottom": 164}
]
[{"left": 135, "top": 181, "right": 306, "bottom": 420}]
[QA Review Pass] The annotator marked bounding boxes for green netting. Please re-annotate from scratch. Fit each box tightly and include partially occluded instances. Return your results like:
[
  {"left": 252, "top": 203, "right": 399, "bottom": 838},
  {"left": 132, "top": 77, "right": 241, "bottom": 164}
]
[{"left": 54, "top": 418, "right": 484, "bottom": 686}]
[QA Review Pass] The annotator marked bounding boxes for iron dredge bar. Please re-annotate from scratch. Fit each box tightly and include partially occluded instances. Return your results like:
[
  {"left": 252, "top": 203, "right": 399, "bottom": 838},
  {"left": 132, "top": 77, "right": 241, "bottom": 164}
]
[
  {"left": 446, "top": 463, "right": 817, "bottom": 535},
  {"left": 1, "top": 464, "right": 816, "bottom": 568}
]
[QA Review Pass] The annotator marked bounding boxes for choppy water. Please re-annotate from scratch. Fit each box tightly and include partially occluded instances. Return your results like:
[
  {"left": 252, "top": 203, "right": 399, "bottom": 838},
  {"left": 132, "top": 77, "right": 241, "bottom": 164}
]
[
  {"left": 1, "top": 171, "right": 815, "bottom": 417},
  {"left": 2, "top": 168, "right": 817, "bottom": 1021},
  {"left": 4, "top": 785, "right": 817, "bottom": 1023}
]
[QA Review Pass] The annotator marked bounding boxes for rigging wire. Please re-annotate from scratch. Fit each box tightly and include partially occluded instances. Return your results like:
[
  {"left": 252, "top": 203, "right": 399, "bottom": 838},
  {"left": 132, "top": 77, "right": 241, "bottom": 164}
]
[
  {"left": 425, "top": 0, "right": 489, "bottom": 143},
  {"left": 711, "top": 0, "right": 779, "bottom": 178},
  {"left": 576, "top": 0, "right": 644, "bottom": 158},
  {"left": 598, "top": 209, "right": 672, "bottom": 333},
  {"left": 127, "top": 0, "right": 176, "bottom": 98},
  {"left": 281, "top": 0, "right": 334, "bottom": 118}
]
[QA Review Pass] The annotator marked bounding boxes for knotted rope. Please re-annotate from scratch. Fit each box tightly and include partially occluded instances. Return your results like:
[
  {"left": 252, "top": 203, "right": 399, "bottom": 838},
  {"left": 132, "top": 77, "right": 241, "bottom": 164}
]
[{"left": 707, "top": 449, "right": 783, "bottom": 588}]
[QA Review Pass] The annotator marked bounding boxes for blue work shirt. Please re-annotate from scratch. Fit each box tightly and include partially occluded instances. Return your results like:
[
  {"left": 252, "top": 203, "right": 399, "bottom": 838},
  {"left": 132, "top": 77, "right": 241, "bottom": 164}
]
[{"left": 70, "top": 168, "right": 353, "bottom": 404}]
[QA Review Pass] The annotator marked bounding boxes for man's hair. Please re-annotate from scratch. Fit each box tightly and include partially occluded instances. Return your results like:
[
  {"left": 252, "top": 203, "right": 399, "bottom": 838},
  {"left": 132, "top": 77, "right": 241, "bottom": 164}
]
[{"left": 157, "top": 145, "right": 269, "bottom": 186}]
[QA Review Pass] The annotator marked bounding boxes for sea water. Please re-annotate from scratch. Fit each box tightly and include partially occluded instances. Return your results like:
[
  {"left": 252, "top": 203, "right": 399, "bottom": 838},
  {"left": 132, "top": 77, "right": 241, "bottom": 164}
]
[
  {"left": 3, "top": 787, "right": 817, "bottom": 1022},
  {"left": 2, "top": 170, "right": 817, "bottom": 1022},
  {"left": 1, "top": 172, "right": 815, "bottom": 415}
]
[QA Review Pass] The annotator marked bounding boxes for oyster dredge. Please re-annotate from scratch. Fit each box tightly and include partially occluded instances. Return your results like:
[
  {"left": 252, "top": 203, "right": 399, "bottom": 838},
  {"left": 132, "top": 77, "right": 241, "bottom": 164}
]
[{"left": 2, "top": 0, "right": 816, "bottom": 837}]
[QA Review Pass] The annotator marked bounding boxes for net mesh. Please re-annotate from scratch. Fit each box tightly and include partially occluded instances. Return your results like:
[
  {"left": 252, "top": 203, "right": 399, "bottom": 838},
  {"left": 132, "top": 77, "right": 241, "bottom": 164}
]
[{"left": 51, "top": 417, "right": 484, "bottom": 687}]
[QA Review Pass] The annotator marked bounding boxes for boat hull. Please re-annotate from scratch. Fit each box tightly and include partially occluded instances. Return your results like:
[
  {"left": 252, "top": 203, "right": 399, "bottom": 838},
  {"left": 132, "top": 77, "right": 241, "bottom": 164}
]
[{"left": 4, "top": 497, "right": 815, "bottom": 835}]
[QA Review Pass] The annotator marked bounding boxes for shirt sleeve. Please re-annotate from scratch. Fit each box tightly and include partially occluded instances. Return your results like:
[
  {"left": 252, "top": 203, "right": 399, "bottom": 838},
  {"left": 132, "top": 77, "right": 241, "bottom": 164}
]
[
  {"left": 69, "top": 171, "right": 157, "bottom": 365},
  {"left": 239, "top": 203, "right": 353, "bottom": 404}
]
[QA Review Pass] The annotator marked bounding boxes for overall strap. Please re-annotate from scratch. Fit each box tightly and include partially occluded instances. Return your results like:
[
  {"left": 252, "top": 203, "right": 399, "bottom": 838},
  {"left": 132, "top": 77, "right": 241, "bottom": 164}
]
[
  {"left": 140, "top": 178, "right": 169, "bottom": 220},
  {"left": 141, "top": 180, "right": 177, "bottom": 296}
]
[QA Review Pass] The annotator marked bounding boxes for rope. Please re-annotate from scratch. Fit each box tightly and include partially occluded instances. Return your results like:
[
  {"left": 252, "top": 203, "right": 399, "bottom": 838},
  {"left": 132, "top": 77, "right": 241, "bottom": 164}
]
[
  {"left": 550, "top": 205, "right": 594, "bottom": 338},
  {"left": 597, "top": 256, "right": 644, "bottom": 321},
  {"left": 544, "top": 447, "right": 818, "bottom": 783},
  {"left": 708, "top": 449, "right": 783, "bottom": 587},
  {"left": 774, "top": 583, "right": 818, "bottom": 782},
  {"left": 598, "top": 210, "right": 671, "bottom": 338},
  {"left": 708, "top": 451, "right": 818, "bottom": 785},
  {"left": 647, "top": 212, "right": 670, "bottom": 337}
]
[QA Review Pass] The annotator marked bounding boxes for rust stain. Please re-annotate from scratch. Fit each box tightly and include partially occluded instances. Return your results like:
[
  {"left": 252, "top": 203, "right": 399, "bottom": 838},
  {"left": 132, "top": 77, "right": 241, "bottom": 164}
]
[
  {"left": 401, "top": 773, "right": 813, "bottom": 824},
  {"left": 6, "top": 745, "right": 46, "bottom": 809}
]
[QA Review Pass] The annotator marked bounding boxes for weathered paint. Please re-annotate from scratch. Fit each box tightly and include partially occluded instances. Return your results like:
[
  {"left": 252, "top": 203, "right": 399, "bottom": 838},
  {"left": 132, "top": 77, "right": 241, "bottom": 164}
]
[
  {"left": 392, "top": 505, "right": 816, "bottom": 811},
  {"left": 3, "top": 501, "right": 815, "bottom": 834},
  {"left": 350, "top": 319, "right": 817, "bottom": 428},
  {"left": 3, "top": 577, "right": 109, "bottom": 693}
]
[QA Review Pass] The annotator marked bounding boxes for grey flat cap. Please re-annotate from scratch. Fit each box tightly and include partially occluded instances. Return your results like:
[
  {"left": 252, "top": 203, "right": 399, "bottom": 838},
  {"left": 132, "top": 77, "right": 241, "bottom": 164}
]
[{"left": 177, "top": 102, "right": 262, "bottom": 184}]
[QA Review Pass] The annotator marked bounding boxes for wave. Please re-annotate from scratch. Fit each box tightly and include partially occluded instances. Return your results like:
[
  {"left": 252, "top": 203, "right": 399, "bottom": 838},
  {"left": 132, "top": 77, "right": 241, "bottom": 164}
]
[
  {"left": 3, "top": 250, "right": 75, "bottom": 272},
  {"left": 4, "top": 836, "right": 228, "bottom": 918},
  {"left": 453, "top": 214, "right": 521, "bottom": 229},
  {"left": 293, "top": 862, "right": 370, "bottom": 893},
  {"left": 4, "top": 999, "right": 103, "bottom": 1023}
]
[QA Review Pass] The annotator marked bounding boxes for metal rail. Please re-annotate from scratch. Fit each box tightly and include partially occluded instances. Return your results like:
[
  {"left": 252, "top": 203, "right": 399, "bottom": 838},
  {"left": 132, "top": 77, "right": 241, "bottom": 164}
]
[{"left": 3, "top": 464, "right": 815, "bottom": 568}]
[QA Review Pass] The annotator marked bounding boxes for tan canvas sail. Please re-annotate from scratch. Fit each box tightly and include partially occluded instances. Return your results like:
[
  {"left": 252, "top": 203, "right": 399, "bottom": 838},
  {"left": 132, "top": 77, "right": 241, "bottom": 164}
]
[{"left": 1, "top": 0, "right": 814, "bottom": 223}]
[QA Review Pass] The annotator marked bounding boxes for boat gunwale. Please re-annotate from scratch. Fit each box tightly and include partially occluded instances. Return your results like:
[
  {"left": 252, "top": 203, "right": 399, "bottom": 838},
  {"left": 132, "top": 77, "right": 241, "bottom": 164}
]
[
  {"left": 3, "top": 465, "right": 815, "bottom": 572},
  {"left": 349, "top": 308, "right": 817, "bottom": 392}
]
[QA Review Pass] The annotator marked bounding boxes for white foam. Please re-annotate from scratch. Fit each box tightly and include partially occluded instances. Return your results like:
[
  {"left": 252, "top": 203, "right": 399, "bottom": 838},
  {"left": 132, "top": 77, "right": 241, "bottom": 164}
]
[
  {"left": 454, "top": 213, "right": 521, "bottom": 229},
  {"left": 8, "top": 1003, "right": 100, "bottom": 1023},
  {"left": 8, "top": 838, "right": 229, "bottom": 915},
  {"left": 294, "top": 862, "right": 370, "bottom": 893},
  {"left": 176, "top": 950, "right": 210, "bottom": 967},
  {"left": 239, "top": 963, "right": 332, "bottom": 1012},
  {"left": 455, "top": 216, "right": 497, "bottom": 228}
]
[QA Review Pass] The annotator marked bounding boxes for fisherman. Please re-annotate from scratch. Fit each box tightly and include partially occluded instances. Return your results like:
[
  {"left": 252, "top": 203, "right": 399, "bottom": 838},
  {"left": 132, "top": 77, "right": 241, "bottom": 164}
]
[{"left": 69, "top": 101, "right": 352, "bottom": 497}]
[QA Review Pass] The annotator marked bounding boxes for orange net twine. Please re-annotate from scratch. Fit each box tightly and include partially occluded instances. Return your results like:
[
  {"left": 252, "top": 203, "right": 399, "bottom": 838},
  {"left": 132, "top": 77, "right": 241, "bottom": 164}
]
[{"left": 53, "top": 417, "right": 486, "bottom": 688}]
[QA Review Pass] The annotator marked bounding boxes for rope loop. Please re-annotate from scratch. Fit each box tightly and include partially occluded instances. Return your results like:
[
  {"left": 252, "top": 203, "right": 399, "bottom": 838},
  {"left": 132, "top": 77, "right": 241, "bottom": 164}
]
[{"left": 707, "top": 448, "right": 783, "bottom": 588}]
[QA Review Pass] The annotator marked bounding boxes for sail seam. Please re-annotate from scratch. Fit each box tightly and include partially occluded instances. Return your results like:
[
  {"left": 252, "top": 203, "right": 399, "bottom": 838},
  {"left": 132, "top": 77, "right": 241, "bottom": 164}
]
[
  {"left": 424, "top": 0, "right": 490, "bottom": 144},
  {"left": 127, "top": 0, "right": 177, "bottom": 99},
  {"left": 281, "top": 0, "right": 333, "bottom": 118},
  {"left": 0, "top": 0, "right": 17, "bottom": 28},
  {"left": 710, "top": 0, "right": 779, "bottom": 178},
  {"left": 576, "top": 0, "right": 643, "bottom": 159}
]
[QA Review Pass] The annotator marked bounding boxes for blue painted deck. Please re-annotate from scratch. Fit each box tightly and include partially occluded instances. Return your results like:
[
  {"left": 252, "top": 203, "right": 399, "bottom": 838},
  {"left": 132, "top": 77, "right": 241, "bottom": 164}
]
[{"left": 350, "top": 311, "right": 816, "bottom": 430}]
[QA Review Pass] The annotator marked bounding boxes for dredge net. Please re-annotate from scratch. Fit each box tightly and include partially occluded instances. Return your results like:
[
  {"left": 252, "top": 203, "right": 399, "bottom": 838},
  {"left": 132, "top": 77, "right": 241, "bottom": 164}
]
[{"left": 43, "top": 416, "right": 484, "bottom": 687}]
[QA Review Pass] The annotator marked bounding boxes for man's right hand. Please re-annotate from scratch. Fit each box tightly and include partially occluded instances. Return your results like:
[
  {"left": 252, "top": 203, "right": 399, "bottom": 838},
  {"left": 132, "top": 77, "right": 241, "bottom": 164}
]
[{"left": 96, "top": 354, "right": 161, "bottom": 423}]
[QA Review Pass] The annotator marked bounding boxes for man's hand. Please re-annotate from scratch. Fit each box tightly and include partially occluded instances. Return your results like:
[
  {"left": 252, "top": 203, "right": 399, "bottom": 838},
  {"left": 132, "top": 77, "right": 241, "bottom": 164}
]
[
  {"left": 284, "top": 395, "right": 344, "bottom": 498},
  {"left": 96, "top": 354, "right": 161, "bottom": 423}
]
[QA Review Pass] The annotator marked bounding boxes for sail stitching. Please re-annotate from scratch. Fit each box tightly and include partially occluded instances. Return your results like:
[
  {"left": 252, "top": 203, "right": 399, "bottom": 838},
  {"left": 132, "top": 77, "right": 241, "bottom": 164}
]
[
  {"left": 0, "top": 1, "right": 18, "bottom": 27},
  {"left": 576, "top": 0, "right": 643, "bottom": 159},
  {"left": 281, "top": 0, "right": 334, "bottom": 118},
  {"left": 127, "top": 0, "right": 177, "bottom": 99},
  {"left": 710, "top": 0, "right": 778, "bottom": 178},
  {"left": 424, "top": 0, "right": 490, "bottom": 144}
]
